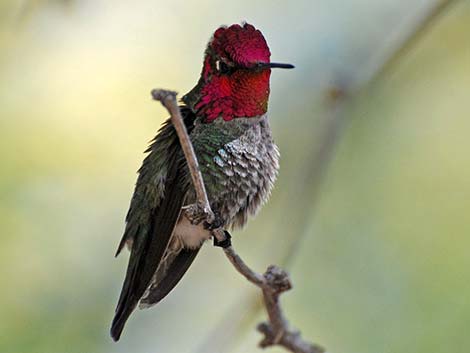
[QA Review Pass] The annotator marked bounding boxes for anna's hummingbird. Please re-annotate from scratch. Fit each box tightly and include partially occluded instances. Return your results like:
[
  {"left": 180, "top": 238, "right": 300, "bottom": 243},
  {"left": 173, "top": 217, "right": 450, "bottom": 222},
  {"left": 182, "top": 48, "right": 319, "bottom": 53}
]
[{"left": 111, "top": 22, "right": 294, "bottom": 341}]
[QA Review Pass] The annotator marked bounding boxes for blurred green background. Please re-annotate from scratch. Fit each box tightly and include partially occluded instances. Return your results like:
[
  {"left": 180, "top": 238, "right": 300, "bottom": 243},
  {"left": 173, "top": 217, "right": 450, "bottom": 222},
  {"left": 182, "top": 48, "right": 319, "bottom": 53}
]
[{"left": 1, "top": 1, "right": 469, "bottom": 352}]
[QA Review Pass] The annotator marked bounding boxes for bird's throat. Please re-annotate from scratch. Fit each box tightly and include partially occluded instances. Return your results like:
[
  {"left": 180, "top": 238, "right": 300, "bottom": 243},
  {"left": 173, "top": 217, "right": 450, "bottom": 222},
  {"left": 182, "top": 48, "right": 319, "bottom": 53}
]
[{"left": 192, "top": 69, "right": 271, "bottom": 123}]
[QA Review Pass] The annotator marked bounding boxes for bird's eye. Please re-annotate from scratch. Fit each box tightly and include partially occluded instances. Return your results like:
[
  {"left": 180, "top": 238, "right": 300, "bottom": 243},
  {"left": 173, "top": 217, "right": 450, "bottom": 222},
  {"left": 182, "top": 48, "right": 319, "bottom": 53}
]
[{"left": 216, "top": 60, "right": 232, "bottom": 75}]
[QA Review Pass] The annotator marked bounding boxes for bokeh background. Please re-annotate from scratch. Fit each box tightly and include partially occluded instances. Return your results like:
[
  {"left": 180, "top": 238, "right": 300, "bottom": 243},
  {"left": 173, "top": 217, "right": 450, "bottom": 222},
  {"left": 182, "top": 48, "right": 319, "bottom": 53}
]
[{"left": 1, "top": 1, "right": 469, "bottom": 352}]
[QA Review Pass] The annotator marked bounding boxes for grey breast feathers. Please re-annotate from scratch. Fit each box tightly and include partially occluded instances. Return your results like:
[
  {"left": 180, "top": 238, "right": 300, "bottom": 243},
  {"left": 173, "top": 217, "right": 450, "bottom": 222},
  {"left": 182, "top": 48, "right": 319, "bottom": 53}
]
[{"left": 196, "top": 115, "right": 280, "bottom": 229}]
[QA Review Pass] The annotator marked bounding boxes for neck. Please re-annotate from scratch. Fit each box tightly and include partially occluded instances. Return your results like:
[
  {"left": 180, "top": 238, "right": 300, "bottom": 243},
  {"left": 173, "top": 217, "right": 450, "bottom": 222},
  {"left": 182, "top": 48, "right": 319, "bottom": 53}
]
[{"left": 183, "top": 68, "right": 271, "bottom": 123}]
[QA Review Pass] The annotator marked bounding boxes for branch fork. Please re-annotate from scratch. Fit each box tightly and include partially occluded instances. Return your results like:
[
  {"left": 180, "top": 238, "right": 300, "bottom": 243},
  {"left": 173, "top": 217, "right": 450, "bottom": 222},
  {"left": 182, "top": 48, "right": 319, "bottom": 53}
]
[{"left": 152, "top": 88, "right": 324, "bottom": 353}]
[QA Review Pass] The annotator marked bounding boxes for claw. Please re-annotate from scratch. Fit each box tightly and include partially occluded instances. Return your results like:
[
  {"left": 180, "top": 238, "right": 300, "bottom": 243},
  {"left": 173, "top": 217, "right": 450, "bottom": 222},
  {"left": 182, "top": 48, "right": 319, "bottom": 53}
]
[
  {"left": 203, "top": 210, "right": 223, "bottom": 230},
  {"left": 213, "top": 230, "right": 232, "bottom": 248},
  {"left": 203, "top": 218, "right": 223, "bottom": 230}
]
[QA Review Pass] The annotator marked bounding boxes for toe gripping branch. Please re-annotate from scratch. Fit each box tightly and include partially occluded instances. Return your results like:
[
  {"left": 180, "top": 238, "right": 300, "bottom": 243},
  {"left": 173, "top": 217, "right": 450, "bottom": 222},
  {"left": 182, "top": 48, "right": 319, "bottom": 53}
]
[
  {"left": 203, "top": 212, "right": 232, "bottom": 248},
  {"left": 213, "top": 230, "right": 232, "bottom": 249}
]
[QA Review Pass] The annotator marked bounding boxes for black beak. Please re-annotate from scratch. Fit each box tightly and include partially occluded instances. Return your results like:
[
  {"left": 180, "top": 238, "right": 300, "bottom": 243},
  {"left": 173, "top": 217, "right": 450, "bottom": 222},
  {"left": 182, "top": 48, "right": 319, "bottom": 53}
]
[
  {"left": 267, "top": 62, "right": 295, "bottom": 69},
  {"left": 254, "top": 62, "right": 295, "bottom": 70}
]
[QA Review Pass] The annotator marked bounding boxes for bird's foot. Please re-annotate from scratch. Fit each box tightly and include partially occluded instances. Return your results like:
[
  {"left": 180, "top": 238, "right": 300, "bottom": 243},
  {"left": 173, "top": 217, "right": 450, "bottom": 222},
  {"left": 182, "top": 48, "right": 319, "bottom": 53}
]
[
  {"left": 182, "top": 202, "right": 211, "bottom": 225},
  {"left": 203, "top": 210, "right": 223, "bottom": 230},
  {"left": 213, "top": 230, "right": 232, "bottom": 248}
]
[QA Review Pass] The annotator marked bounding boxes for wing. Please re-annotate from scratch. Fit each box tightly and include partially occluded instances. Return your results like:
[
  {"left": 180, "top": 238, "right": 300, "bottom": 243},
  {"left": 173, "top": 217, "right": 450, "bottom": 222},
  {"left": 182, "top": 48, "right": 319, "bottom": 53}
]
[
  {"left": 139, "top": 247, "right": 200, "bottom": 307},
  {"left": 110, "top": 107, "right": 196, "bottom": 341}
]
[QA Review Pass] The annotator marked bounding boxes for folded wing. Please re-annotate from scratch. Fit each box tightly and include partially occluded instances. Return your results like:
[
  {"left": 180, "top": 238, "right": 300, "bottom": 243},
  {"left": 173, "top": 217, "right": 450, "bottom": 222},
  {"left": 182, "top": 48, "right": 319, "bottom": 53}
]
[{"left": 110, "top": 107, "right": 196, "bottom": 341}]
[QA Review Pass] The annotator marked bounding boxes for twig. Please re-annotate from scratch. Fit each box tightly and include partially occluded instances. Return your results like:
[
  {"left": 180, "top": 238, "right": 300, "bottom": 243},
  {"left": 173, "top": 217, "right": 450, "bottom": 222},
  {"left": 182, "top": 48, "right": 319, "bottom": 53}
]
[
  {"left": 150, "top": 89, "right": 215, "bottom": 224},
  {"left": 152, "top": 89, "right": 323, "bottom": 353},
  {"left": 224, "top": 248, "right": 324, "bottom": 352},
  {"left": 151, "top": 89, "right": 226, "bottom": 243},
  {"left": 223, "top": 246, "right": 265, "bottom": 287}
]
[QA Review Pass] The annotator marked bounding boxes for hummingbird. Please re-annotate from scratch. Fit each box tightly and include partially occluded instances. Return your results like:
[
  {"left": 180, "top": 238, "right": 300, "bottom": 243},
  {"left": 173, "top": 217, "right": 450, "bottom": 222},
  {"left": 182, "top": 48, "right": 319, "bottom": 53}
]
[{"left": 111, "top": 22, "right": 294, "bottom": 341}]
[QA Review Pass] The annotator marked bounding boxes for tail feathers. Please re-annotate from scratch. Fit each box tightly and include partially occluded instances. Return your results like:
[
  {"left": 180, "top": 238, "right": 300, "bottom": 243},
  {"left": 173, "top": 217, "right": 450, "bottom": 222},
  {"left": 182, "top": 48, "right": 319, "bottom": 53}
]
[
  {"left": 110, "top": 301, "right": 135, "bottom": 341},
  {"left": 110, "top": 247, "right": 200, "bottom": 341},
  {"left": 140, "top": 248, "right": 200, "bottom": 307},
  {"left": 111, "top": 243, "right": 142, "bottom": 342}
]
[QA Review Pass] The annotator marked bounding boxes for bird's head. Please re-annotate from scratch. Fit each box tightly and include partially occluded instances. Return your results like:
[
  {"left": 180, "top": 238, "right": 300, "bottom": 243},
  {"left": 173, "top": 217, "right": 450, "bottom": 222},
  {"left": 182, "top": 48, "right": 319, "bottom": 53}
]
[{"left": 182, "top": 23, "right": 293, "bottom": 122}]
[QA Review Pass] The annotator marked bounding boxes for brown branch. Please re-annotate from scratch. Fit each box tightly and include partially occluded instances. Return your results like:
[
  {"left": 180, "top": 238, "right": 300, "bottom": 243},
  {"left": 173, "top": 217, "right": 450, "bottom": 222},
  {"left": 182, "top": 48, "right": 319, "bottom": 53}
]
[
  {"left": 223, "top": 246, "right": 265, "bottom": 287},
  {"left": 223, "top": 248, "right": 323, "bottom": 352},
  {"left": 150, "top": 89, "right": 215, "bottom": 224},
  {"left": 151, "top": 89, "right": 225, "bottom": 243},
  {"left": 151, "top": 88, "right": 324, "bottom": 353}
]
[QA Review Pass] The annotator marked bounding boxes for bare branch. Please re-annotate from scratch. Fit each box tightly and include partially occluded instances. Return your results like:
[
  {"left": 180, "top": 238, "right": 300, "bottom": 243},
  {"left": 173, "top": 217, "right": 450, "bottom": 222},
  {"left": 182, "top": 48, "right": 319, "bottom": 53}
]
[
  {"left": 223, "top": 246, "right": 265, "bottom": 287},
  {"left": 150, "top": 89, "right": 215, "bottom": 224},
  {"left": 152, "top": 89, "right": 324, "bottom": 353},
  {"left": 223, "top": 251, "right": 324, "bottom": 352}
]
